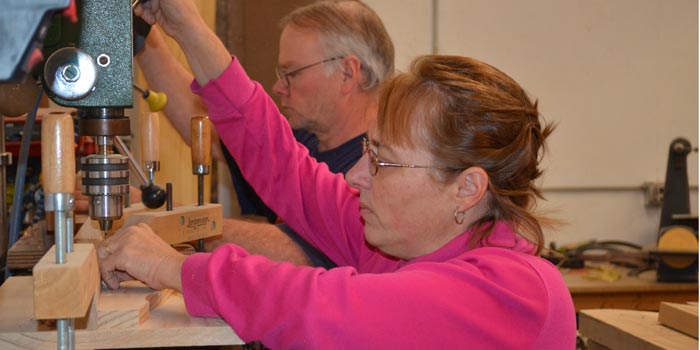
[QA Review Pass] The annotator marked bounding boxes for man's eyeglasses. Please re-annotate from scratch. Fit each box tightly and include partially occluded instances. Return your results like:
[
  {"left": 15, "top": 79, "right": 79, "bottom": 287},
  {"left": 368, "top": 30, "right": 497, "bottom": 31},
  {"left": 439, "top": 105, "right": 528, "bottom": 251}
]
[
  {"left": 362, "top": 137, "right": 452, "bottom": 176},
  {"left": 275, "top": 56, "right": 344, "bottom": 88}
]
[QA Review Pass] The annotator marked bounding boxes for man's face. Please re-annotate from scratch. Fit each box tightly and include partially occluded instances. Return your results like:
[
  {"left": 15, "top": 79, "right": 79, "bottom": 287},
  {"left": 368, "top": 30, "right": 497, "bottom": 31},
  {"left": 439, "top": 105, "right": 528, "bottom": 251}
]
[{"left": 273, "top": 25, "right": 341, "bottom": 133}]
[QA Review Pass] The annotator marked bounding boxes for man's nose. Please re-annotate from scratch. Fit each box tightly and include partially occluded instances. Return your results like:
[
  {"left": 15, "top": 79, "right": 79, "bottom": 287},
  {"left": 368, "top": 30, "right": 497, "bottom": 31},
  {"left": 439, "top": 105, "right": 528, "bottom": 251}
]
[{"left": 272, "top": 78, "right": 288, "bottom": 97}]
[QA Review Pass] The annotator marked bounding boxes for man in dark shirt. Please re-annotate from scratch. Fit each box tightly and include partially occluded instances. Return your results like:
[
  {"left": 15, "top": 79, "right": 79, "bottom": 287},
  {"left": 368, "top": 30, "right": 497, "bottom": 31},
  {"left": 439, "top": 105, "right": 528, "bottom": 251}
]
[{"left": 136, "top": 0, "right": 394, "bottom": 266}]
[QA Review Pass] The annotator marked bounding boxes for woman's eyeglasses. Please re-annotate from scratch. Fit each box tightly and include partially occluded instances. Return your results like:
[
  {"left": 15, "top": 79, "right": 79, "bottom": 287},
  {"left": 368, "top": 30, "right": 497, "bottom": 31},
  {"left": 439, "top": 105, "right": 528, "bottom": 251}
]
[{"left": 362, "top": 137, "right": 451, "bottom": 176}]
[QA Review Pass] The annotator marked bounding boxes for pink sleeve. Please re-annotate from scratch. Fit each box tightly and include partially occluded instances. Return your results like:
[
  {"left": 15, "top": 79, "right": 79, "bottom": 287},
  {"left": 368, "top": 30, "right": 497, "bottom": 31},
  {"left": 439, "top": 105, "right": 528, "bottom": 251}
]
[
  {"left": 181, "top": 245, "right": 570, "bottom": 349},
  {"left": 191, "top": 58, "right": 397, "bottom": 271}
]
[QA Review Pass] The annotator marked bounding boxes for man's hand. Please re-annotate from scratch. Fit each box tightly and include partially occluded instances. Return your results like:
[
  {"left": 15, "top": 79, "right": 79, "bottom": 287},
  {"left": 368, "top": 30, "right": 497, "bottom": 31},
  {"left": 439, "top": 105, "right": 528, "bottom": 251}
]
[{"left": 133, "top": 0, "right": 206, "bottom": 41}]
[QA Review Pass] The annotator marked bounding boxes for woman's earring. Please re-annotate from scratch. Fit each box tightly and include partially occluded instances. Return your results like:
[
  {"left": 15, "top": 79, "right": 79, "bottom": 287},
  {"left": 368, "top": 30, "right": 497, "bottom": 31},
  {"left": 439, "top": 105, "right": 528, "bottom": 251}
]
[{"left": 454, "top": 206, "right": 465, "bottom": 225}]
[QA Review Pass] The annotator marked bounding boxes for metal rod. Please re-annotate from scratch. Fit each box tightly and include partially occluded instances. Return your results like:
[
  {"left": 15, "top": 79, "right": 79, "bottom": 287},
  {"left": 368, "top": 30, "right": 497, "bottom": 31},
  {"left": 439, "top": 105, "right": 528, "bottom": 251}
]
[
  {"left": 68, "top": 319, "right": 75, "bottom": 350},
  {"left": 66, "top": 211, "right": 73, "bottom": 253},
  {"left": 198, "top": 175, "right": 204, "bottom": 206},
  {"left": 541, "top": 184, "right": 700, "bottom": 193},
  {"left": 113, "top": 135, "right": 151, "bottom": 187},
  {"left": 166, "top": 183, "right": 173, "bottom": 211},
  {"left": 55, "top": 211, "right": 66, "bottom": 265},
  {"left": 57, "top": 319, "right": 68, "bottom": 349}
]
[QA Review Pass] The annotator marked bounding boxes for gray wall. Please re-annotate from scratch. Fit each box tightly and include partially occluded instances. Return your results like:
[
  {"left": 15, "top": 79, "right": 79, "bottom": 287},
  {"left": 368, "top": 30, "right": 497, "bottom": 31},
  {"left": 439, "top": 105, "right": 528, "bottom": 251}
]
[{"left": 365, "top": 0, "right": 698, "bottom": 247}]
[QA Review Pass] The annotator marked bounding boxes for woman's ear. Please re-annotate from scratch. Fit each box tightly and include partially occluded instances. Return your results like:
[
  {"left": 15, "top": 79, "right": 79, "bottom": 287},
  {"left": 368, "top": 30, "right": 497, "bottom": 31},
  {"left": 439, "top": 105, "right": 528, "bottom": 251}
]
[
  {"left": 340, "top": 55, "right": 362, "bottom": 93},
  {"left": 456, "top": 167, "right": 489, "bottom": 211}
]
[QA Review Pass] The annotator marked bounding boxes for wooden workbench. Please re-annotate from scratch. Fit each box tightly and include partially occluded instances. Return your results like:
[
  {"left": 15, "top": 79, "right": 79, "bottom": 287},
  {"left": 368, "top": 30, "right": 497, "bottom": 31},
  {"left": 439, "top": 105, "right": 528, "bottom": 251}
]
[
  {"left": 0, "top": 276, "right": 243, "bottom": 349},
  {"left": 563, "top": 268, "right": 698, "bottom": 311},
  {"left": 579, "top": 308, "right": 698, "bottom": 350}
]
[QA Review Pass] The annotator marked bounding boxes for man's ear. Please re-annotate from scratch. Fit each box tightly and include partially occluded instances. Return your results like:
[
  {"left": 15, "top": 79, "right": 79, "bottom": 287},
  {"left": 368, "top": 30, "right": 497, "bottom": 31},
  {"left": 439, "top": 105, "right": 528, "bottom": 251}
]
[
  {"left": 455, "top": 167, "right": 489, "bottom": 211},
  {"left": 340, "top": 55, "right": 362, "bottom": 93}
]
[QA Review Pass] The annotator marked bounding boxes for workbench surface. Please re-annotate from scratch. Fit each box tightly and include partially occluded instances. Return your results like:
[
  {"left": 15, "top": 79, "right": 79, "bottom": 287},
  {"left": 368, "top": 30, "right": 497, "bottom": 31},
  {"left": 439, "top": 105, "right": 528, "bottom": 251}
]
[
  {"left": 579, "top": 308, "right": 698, "bottom": 350},
  {"left": 563, "top": 267, "right": 698, "bottom": 311},
  {"left": 0, "top": 276, "right": 243, "bottom": 349}
]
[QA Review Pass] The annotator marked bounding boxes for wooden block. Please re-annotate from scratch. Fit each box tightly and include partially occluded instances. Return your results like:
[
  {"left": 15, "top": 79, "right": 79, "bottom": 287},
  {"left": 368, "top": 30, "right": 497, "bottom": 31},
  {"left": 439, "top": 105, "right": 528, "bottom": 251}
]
[
  {"left": 33, "top": 244, "right": 99, "bottom": 320},
  {"left": 97, "top": 281, "right": 176, "bottom": 329},
  {"left": 579, "top": 309, "right": 698, "bottom": 350},
  {"left": 122, "top": 203, "right": 222, "bottom": 245},
  {"left": 658, "top": 302, "right": 698, "bottom": 338}
]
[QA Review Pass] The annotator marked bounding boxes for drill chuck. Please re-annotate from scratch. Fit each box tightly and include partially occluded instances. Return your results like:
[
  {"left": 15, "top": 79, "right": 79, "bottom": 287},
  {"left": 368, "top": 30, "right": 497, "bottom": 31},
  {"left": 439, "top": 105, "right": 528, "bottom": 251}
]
[{"left": 81, "top": 153, "right": 129, "bottom": 225}]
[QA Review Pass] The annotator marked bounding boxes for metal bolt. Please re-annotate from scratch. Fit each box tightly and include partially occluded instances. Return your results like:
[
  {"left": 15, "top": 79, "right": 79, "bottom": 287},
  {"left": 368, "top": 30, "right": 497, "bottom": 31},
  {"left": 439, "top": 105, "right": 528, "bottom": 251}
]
[
  {"left": 61, "top": 65, "right": 80, "bottom": 82},
  {"left": 97, "top": 54, "right": 111, "bottom": 67}
]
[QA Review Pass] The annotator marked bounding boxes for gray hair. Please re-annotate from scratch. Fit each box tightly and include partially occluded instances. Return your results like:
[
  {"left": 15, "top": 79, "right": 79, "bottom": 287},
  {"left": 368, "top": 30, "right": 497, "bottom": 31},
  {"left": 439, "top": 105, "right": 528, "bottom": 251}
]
[{"left": 280, "top": 0, "right": 394, "bottom": 91}]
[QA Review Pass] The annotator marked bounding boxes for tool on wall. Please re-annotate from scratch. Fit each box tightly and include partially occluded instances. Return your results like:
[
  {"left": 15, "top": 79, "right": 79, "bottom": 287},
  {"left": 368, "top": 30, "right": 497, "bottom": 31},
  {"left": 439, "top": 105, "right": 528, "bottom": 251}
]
[{"left": 654, "top": 137, "right": 698, "bottom": 282}]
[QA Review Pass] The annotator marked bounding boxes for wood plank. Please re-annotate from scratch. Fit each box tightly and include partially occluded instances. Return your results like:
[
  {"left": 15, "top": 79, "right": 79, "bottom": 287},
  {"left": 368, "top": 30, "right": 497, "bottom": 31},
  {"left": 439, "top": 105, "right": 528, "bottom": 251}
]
[
  {"left": 7, "top": 224, "right": 49, "bottom": 269},
  {"left": 658, "top": 302, "right": 698, "bottom": 338},
  {"left": 579, "top": 309, "right": 698, "bottom": 350},
  {"left": 0, "top": 277, "right": 242, "bottom": 349},
  {"left": 33, "top": 244, "right": 100, "bottom": 320},
  {"left": 96, "top": 281, "right": 176, "bottom": 329}
]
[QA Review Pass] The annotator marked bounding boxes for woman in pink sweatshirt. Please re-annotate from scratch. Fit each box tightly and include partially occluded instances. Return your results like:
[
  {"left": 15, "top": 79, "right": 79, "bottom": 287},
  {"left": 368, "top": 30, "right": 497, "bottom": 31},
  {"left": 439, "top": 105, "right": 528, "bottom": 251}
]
[{"left": 99, "top": 1, "right": 576, "bottom": 349}]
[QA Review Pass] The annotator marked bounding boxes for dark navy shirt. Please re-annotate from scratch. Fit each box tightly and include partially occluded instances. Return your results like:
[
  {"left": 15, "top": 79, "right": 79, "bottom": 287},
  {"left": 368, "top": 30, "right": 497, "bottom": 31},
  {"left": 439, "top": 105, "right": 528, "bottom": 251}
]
[
  {"left": 223, "top": 129, "right": 365, "bottom": 223},
  {"left": 222, "top": 129, "right": 364, "bottom": 268}
]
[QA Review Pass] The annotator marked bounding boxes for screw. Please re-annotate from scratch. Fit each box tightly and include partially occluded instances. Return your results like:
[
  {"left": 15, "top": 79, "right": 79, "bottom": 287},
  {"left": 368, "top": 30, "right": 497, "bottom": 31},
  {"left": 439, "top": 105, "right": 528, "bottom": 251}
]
[
  {"left": 61, "top": 65, "right": 80, "bottom": 82},
  {"left": 97, "top": 54, "right": 111, "bottom": 67}
]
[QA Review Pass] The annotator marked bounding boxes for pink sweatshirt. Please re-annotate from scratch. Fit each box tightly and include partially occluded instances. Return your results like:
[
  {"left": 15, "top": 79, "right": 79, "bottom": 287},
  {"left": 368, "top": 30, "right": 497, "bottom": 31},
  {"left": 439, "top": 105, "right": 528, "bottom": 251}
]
[{"left": 181, "top": 58, "right": 576, "bottom": 349}]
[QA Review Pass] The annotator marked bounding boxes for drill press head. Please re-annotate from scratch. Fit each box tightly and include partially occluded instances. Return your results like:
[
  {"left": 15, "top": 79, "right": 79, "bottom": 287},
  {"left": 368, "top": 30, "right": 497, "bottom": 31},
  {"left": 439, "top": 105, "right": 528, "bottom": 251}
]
[{"left": 40, "top": 0, "right": 135, "bottom": 235}]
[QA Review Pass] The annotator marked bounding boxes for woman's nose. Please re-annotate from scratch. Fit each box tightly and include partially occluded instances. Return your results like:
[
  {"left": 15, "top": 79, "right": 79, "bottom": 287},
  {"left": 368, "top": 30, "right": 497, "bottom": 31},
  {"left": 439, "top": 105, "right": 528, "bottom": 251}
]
[{"left": 346, "top": 153, "right": 371, "bottom": 191}]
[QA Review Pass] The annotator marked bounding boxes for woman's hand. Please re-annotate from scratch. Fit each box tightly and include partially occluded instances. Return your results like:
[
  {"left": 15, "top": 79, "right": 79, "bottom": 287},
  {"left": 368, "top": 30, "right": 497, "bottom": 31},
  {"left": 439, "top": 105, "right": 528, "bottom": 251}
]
[
  {"left": 133, "top": 0, "right": 205, "bottom": 41},
  {"left": 97, "top": 223, "right": 186, "bottom": 291}
]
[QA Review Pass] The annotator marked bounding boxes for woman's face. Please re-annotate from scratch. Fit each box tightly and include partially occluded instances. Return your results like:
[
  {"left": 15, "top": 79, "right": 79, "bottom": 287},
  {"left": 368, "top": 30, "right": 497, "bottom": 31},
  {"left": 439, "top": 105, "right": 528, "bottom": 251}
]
[{"left": 346, "top": 125, "right": 461, "bottom": 260}]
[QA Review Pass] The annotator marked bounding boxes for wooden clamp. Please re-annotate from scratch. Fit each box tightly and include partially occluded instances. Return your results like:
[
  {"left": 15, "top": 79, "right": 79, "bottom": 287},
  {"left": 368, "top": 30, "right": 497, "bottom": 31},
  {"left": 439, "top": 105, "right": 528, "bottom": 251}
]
[{"left": 76, "top": 203, "right": 223, "bottom": 246}]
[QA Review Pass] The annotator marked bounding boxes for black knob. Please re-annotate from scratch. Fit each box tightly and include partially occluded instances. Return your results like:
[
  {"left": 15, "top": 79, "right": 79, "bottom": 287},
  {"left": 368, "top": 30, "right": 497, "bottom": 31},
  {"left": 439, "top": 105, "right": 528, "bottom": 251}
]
[{"left": 140, "top": 183, "right": 166, "bottom": 209}]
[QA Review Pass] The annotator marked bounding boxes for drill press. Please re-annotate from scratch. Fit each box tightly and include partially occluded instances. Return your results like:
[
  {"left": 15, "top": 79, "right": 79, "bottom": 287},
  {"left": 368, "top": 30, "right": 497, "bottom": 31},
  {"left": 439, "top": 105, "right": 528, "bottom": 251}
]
[
  {"left": 42, "top": 0, "right": 133, "bottom": 237},
  {"left": 41, "top": 0, "right": 165, "bottom": 237}
]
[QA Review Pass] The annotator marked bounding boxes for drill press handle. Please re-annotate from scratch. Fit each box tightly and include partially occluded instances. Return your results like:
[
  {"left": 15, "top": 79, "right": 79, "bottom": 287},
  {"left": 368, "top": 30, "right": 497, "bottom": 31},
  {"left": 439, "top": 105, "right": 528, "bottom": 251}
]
[
  {"left": 41, "top": 112, "right": 75, "bottom": 195},
  {"left": 140, "top": 112, "right": 160, "bottom": 164},
  {"left": 190, "top": 115, "right": 211, "bottom": 176}
]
